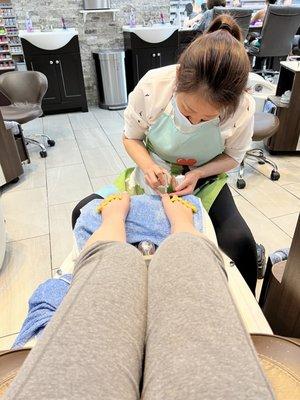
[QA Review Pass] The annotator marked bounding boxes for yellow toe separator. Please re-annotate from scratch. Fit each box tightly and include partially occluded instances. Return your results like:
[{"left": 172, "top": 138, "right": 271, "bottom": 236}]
[
  {"left": 97, "top": 194, "right": 123, "bottom": 213},
  {"left": 170, "top": 195, "right": 197, "bottom": 213}
]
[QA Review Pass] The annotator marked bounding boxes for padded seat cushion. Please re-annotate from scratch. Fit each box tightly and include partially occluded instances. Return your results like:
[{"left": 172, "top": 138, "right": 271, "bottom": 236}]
[
  {"left": 0, "top": 104, "right": 43, "bottom": 124},
  {"left": 253, "top": 112, "right": 279, "bottom": 141}
]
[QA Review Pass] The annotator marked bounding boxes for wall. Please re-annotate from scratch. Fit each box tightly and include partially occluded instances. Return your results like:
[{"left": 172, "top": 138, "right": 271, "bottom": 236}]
[{"left": 12, "top": 0, "right": 170, "bottom": 105}]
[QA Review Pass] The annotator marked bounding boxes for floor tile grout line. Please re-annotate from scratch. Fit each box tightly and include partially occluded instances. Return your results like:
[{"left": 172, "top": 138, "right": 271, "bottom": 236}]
[
  {"left": 236, "top": 170, "right": 300, "bottom": 219},
  {"left": 270, "top": 222, "right": 295, "bottom": 239},
  {"left": 70, "top": 113, "right": 99, "bottom": 192},
  {"left": 244, "top": 159, "right": 300, "bottom": 197},
  {"left": 270, "top": 222, "right": 296, "bottom": 238},
  {"left": 271, "top": 173, "right": 300, "bottom": 200},
  {"left": 234, "top": 194, "right": 297, "bottom": 239},
  {"left": 281, "top": 182, "right": 300, "bottom": 188},
  {"left": 233, "top": 163, "right": 300, "bottom": 212},
  {"left": 44, "top": 145, "right": 53, "bottom": 273},
  {"left": 46, "top": 161, "right": 85, "bottom": 171},
  {"left": 91, "top": 110, "right": 124, "bottom": 141},
  {"left": 91, "top": 112, "right": 127, "bottom": 168},
  {"left": 73, "top": 111, "right": 126, "bottom": 175},
  {"left": 91, "top": 108, "right": 124, "bottom": 123},
  {"left": 1, "top": 144, "right": 47, "bottom": 195},
  {"left": 0, "top": 332, "right": 19, "bottom": 340},
  {"left": 47, "top": 178, "right": 118, "bottom": 207},
  {"left": 278, "top": 185, "right": 300, "bottom": 200},
  {"left": 44, "top": 120, "right": 84, "bottom": 171},
  {"left": 265, "top": 210, "right": 300, "bottom": 220},
  {"left": 1, "top": 184, "right": 47, "bottom": 195},
  {"left": 48, "top": 200, "right": 83, "bottom": 208},
  {"left": 270, "top": 211, "right": 300, "bottom": 220},
  {"left": 6, "top": 233, "right": 50, "bottom": 245},
  {"left": 237, "top": 188, "right": 300, "bottom": 222},
  {"left": 43, "top": 114, "right": 75, "bottom": 135},
  {"left": 229, "top": 168, "right": 278, "bottom": 217},
  {"left": 70, "top": 112, "right": 125, "bottom": 189},
  {"left": 90, "top": 110, "right": 112, "bottom": 132},
  {"left": 70, "top": 111, "right": 111, "bottom": 190},
  {"left": 73, "top": 135, "right": 115, "bottom": 150},
  {"left": 243, "top": 161, "right": 287, "bottom": 189},
  {"left": 68, "top": 110, "right": 101, "bottom": 132}
]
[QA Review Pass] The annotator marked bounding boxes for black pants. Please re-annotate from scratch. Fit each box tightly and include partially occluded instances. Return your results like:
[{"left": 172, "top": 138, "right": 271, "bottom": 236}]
[
  {"left": 72, "top": 185, "right": 257, "bottom": 294},
  {"left": 209, "top": 184, "right": 257, "bottom": 293}
]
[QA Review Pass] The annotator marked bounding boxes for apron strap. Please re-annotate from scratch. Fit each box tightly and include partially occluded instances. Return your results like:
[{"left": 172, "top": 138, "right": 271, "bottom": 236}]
[{"left": 164, "top": 100, "right": 174, "bottom": 117}]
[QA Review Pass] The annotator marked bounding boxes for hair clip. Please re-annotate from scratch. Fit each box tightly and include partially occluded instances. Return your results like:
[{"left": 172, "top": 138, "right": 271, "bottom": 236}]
[
  {"left": 219, "top": 23, "right": 232, "bottom": 33},
  {"left": 170, "top": 195, "right": 197, "bottom": 213},
  {"left": 97, "top": 194, "right": 123, "bottom": 213}
]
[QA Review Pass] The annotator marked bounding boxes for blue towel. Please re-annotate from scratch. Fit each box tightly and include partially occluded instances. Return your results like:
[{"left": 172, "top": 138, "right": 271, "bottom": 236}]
[
  {"left": 13, "top": 275, "right": 72, "bottom": 349},
  {"left": 74, "top": 194, "right": 203, "bottom": 251}
]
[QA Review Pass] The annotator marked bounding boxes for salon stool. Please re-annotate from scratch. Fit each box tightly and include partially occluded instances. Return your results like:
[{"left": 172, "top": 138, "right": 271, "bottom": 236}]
[
  {"left": 0, "top": 71, "right": 55, "bottom": 158},
  {"left": 237, "top": 112, "right": 280, "bottom": 189}
]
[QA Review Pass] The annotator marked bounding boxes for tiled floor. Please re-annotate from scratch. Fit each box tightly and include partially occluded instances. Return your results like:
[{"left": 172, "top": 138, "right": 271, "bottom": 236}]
[{"left": 0, "top": 107, "right": 299, "bottom": 350}]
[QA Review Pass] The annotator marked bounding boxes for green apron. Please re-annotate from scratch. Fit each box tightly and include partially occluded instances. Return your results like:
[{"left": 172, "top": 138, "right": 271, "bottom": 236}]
[{"left": 115, "top": 101, "right": 228, "bottom": 212}]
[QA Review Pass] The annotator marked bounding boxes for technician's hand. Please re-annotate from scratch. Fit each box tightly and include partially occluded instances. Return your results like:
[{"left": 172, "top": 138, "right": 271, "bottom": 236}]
[
  {"left": 172, "top": 169, "right": 201, "bottom": 196},
  {"left": 143, "top": 164, "right": 170, "bottom": 192}
]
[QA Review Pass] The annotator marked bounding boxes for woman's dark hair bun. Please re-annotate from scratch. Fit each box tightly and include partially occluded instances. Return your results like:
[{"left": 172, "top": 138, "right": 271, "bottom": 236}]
[{"left": 206, "top": 14, "right": 243, "bottom": 42}]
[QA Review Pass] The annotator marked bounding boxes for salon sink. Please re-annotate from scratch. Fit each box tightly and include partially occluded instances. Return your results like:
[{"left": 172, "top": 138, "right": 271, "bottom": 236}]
[
  {"left": 123, "top": 24, "right": 178, "bottom": 44},
  {"left": 19, "top": 28, "right": 78, "bottom": 51}
]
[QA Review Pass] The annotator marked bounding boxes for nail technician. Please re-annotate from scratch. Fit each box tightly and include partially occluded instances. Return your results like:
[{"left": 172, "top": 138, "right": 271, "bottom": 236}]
[{"left": 118, "top": 15, "right": 258, "bottom": 293}]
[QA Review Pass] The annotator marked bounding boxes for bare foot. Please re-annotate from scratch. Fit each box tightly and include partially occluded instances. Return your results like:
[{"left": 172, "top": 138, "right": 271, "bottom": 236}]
[
  {"left": 85, "top": 193, "right": 130, "bottom": 247},
  {"left": 161, "top": 194, "right": 201, "bottom": 236},
  {"left": 101, "top": 193, "right": 130, "bottom": 222}
]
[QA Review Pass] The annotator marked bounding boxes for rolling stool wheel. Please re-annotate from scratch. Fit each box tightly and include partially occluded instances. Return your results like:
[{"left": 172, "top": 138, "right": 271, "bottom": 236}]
[
  {"left": 40, "top": 150, "right": 47, "bottom": 158},
  {"left": 270, "top": 170, "right": 280, "bottom": 181},
  {"left": 237, "top": 178, "right": 246, "bottom": 189},
  {"left": 47, "top": 139, "right": 55, "bottom": 147}
]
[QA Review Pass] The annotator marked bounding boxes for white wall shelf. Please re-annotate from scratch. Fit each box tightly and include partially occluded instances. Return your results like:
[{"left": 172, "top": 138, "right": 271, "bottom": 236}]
[{"left": 80, "top": 9, "right": 119, "bottom": 23}]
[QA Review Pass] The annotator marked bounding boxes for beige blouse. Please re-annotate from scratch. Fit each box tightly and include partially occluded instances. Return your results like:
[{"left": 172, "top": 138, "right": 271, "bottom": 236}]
[{"left": 124, "top": 64, "right": 256, "bottom": 164}]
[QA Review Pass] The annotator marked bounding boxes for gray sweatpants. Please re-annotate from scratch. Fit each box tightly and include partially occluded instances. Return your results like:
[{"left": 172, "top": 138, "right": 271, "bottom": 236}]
[{"left": 5, "top": 233, "right": 274, "bottom": 400}]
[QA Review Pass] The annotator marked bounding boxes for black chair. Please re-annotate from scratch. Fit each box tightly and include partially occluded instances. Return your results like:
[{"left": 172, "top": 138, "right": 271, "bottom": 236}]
[
  {"left": 249, "top": 6, "right": 300, "bottom": 75},
  {"left": 212, "top": 7, "right": 253, "bottom": 39}
]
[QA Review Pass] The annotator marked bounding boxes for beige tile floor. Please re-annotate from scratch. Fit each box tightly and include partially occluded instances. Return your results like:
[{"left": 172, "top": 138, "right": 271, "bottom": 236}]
[{"left": 0, "top": 107, "right": 299, "bottom": 350}]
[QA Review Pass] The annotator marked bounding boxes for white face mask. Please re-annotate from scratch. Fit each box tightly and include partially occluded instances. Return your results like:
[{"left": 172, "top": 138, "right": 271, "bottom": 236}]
[{"left": 172, "top": 96, "right": 219, "bottom": 133}]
